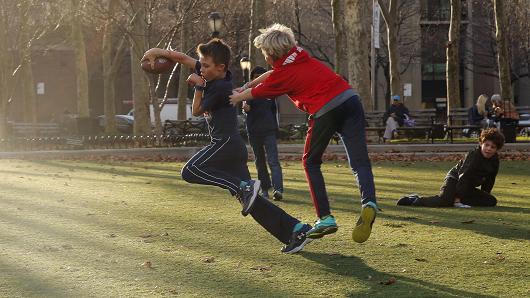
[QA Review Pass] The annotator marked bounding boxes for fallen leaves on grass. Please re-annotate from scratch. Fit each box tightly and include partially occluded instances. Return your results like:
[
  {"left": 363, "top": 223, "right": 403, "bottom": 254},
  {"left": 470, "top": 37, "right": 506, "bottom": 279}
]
[
  {"left": 250, "top": 265, "right": 271, "bottom": 272},
  {"left": 380, "top": 277, "right": 396, "bottom": 285},
  {"left": 461, "top": 220, "right": 475, "bottom": 224},
  {"left": 202, "top": 257, "right": 215, "bottom": 263}
]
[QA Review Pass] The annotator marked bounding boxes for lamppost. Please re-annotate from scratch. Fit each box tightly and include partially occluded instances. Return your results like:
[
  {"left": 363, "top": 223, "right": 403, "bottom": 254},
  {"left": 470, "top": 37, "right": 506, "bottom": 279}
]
[
  {"left": 208, "top": 12, "right": 222, "bottom": 38},
  {"left": 240, "top": 56, "right": 251, "bottom": 83}
]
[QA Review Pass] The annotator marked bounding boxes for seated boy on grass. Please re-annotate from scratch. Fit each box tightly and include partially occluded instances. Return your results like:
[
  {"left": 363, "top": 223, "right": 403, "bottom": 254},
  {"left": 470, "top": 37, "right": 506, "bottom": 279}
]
[{"left": 398, "top": 128, "right": 504, "bottom": 208}]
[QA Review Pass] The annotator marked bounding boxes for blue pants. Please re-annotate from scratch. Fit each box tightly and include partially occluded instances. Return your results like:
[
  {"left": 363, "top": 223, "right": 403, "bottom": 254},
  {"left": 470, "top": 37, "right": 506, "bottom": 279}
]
[
  {"left": 303, "top": 95, "right": 377, "bottom": 218},
  {"left": 249, "top": 134, "right": 284, "bottom": 193},
  {"left": 181, "top": 135, "right": 299, "bottom": 244}
]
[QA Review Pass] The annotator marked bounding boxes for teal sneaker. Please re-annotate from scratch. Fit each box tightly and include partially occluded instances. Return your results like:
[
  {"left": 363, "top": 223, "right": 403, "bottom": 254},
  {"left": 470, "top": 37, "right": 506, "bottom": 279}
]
[{"left": 307, "top": 215, "right": 338, "bottom": 239}]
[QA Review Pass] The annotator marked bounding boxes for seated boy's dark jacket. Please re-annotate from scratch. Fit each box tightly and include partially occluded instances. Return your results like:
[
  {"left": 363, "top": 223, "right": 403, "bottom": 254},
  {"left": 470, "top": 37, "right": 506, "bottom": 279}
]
[
  {"left": 383, "top": 104, "right": 409, "bottom": 126},
  {"left": 245, "top": 97, "right": 278, "bottom": 137},
  {"left": 446, "top": 147, "right": 499, "bottom": 194},
  {"left": 195, "top": 61, "right": 239, "bottom": 139}
]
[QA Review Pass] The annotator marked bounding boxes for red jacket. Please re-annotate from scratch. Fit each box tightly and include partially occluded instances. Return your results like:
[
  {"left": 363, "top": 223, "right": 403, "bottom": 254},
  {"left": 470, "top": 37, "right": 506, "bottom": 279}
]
[{"left": 251, "top": 46, "right": 351, "bottom": 115}]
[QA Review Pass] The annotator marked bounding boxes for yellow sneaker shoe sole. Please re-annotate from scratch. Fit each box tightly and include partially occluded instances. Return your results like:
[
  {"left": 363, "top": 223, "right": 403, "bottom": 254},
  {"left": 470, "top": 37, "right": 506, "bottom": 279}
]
[{"left": 352, "top": 206, "right": 376, "bottom": 243}]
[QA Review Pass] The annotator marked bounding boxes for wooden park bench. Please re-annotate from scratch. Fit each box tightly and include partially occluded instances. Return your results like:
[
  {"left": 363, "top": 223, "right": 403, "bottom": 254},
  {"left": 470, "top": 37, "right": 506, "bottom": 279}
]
[
  {"left": 364, "top": 109, "right": 438, "bottom": 143},
  {"left": 446, "top": 105, "right": 530, "bottom": 142}
]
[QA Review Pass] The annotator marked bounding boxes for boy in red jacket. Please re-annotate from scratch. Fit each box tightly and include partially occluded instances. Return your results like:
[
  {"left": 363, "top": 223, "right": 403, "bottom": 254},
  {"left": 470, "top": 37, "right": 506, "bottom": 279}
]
[{"left": 230, "top": 24, "right": 378, "bottom": 243}]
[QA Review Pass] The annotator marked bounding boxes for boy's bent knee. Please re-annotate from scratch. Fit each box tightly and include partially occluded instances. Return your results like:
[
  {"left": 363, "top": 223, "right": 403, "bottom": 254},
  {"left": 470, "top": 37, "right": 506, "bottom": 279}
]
[
  {"left": 181, "top": 166, "right": 194, "bottom": 183},
  {"left": 485, "top": 196, "right": 497, "bottom": 207}
]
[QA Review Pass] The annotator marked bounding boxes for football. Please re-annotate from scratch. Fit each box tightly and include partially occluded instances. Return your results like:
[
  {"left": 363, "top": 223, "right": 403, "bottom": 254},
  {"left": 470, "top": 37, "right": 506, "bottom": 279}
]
[{"left": 141, "top": 57, "right": 176, "bottom": 74}]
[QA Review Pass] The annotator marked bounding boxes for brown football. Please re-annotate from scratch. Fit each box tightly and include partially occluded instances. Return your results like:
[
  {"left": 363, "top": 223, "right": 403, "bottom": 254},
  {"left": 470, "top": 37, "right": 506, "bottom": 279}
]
[{"left": 141, "top": 57, "right": 176, "bottom": 74}]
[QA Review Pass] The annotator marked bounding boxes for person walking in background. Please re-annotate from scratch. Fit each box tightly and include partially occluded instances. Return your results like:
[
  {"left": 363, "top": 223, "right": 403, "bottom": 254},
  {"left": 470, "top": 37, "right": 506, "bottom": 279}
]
[
  {"left": 382, "top": 95, "right": 410, "bottom": 142},
  {"left": 243, "top": 66, "right": 284, "bottom": 201}
]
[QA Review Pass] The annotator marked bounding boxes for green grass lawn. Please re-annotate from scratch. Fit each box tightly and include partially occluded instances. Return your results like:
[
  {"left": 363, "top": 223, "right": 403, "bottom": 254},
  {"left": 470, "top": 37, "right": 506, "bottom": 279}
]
[{"left": 0, "top": 159, "right": 528, "bottom": 297}]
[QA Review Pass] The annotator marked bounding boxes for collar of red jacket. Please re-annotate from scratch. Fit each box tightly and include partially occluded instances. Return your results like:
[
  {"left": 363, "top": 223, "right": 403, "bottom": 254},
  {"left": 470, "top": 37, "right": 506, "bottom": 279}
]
[{"left": 272, "top": 46, "right": 309, "bottom": 69}]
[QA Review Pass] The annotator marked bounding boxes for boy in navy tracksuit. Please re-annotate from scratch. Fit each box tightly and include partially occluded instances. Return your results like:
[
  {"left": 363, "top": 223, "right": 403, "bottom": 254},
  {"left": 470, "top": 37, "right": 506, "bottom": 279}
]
[
  {"left": 230, "top": 24, "right": 378, "bottom": 244},
  {"left": 243, "top": 66, "right": 284, "bottom": 201},
  {"left": 142, "top": 39, "right": 313, "bottom": 253},
  {"left": 398, "top": 128, "right": 504, "bottom": 208}
]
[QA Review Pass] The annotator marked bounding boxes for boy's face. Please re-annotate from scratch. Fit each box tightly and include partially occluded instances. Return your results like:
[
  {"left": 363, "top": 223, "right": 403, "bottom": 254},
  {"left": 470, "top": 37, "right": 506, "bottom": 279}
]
[
  {"left": 199, "top": 54, "right": 225, "bottom": 81},
  {"left": 480, "top": 140, "right": 498, "bottom": 159}
]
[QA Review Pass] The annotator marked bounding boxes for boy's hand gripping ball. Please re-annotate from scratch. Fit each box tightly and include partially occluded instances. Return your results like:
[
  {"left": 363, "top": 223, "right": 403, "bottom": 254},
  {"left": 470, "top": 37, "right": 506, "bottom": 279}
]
[{"left": 141, "top": 57, "right": 175, "bottom": 74}]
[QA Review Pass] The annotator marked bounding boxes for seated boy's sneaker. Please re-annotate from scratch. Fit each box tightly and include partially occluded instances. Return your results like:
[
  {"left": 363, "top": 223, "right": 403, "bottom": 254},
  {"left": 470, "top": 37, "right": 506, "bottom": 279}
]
[
  {"left": 238, "top": 180, "right": 261, "bottom": 216},
  {"left": 281, "top": 224, "right": 313, "bottom": 254},
  {"left": 272, "top": 190, "right": 283, "bottom": 201},
  {"left": 306, "top": 215, "right": 338, "bottom": 239},
  {"left": 397, "top": 196, "right": 415, "bottom": 206},
  {"left": 352, "top": 202, "right": 377, "bottom": 243}
]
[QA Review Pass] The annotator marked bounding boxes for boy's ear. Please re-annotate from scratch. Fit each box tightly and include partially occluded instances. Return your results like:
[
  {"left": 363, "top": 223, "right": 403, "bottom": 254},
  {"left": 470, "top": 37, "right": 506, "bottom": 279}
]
[{"left": 216, "top": 63, "right": 226, "bottom": 71}]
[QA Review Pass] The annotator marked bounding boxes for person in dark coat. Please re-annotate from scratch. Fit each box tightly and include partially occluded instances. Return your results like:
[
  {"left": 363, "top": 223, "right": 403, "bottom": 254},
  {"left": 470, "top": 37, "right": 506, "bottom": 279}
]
[
  {"left": 243, "top": 66, "right": 284, "bottom": 200},
  {"left": 382, "top": 95, "right": 410, "bottom": 141},
  {"left": 397, "top": 128, "right": 505, "bottom": 208}
]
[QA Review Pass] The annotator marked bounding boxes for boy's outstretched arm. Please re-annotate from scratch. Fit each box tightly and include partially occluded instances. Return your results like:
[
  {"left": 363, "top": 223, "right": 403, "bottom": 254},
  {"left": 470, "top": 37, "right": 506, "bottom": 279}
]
[
  {"left": 141, "top": 48, "right": 197, "bottom": 69},
  {"left": 247, "top": 70, "right": 272, "bottom": 88},
  {"left": 229, "top": 89, "right": 254, "bottom": 106}
]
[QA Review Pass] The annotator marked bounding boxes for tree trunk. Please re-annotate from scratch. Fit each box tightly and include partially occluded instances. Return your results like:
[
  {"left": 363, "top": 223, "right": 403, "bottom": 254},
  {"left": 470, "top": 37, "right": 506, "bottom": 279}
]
[
  {"left": 19, "top": 1, "right": 37, "bottom": 129},
  {"left": 130, "top": 0, "right": 151, "bottom": 135},
  {"left": 378, "top": 0, "right": 402, "bottom": 104},
  {"left": 494, "top": 0, "right": 513, "bottom": 101},
  {"left": 102, "top": 0, "right": 119, "bottom": 134},
  {"left": 331, "top": 0, "right": 347, "bottom": 76},
  {"left": 249, "top": 0, "right": 267, "bottom": 68},
  {"left": 177, "top": 6, "right": 189, "bottom": 120},
  {"left": 0, "top": 1, "right": 7, "bottom": 138},
  {"left": 446, "top": 0, "right": 461, "bottom": 125},
  {"left": 345, "top": 0, "right": 373, "bottom": 110},
  {"left": 71, "top": 0, "right": 90, "bottom": 118}
]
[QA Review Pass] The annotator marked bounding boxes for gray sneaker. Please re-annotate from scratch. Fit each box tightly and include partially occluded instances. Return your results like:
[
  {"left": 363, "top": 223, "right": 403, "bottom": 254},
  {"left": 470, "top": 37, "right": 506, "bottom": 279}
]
[
  {"left": 272, "top": 190, "right": 283, "bottom": 201},
  {"left": 237, "top": 180, "right": 261, "bottom": 216}
]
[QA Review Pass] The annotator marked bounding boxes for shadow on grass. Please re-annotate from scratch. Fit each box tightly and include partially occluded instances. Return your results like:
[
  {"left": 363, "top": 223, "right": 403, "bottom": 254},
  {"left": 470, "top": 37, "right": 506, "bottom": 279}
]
[
  {"left": 275, "top": 188, "right": 529, "bottom": 241},
  {"left": 300, "top": 251, "right": 495, "bottom": 297},
  {"left": 0, "top": 257, "right": 87, "bottom": 297},
  {"left": 0, "top": 204, "right": 303, "bottom": 297},
  {"left": 379, "top": 209, "right": 529, "bottom": 241}
]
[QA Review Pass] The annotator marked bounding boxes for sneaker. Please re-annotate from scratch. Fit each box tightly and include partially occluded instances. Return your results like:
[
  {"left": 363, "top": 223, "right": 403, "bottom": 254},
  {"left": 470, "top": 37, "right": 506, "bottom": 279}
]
[
  {"left": 281, "top": 224, "right": 313, "bottom": 254},
  {"left": 237, "top": 180, "right": 261, "bottom": 217},
  {"left": 306, "top": 215, "right": 338, "bottom": 239},
  {"left": 352, "top": 202, "right": 377, "bottom": 243},
  {"left": 397, "top": 194, "right": 420, "bottom": 206},
  {"left": 272, "top": 190, "right": 283, "bottom": 201},
  {"left": 454, "top": 202, "right": 471, "bottom": 208},
  {"left": 261, "top": 190, "right": 270, "bottom": 200}
]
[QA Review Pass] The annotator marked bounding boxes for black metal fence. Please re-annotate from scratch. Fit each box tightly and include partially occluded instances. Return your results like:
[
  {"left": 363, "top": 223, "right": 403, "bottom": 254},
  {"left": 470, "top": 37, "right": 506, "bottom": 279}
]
[{"left": 0, "top": 134, "right": 211, "bottom": 152}]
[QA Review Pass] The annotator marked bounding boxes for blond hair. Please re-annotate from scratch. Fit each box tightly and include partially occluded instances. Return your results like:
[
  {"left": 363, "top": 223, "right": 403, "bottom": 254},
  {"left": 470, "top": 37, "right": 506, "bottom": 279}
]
[
  {"left": 476, "top": 94, "right": 489, "bottom": 116},
  {"left": 253, "top": 23, "right": 296, "bottom": 61}
]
